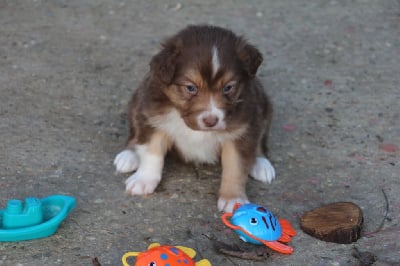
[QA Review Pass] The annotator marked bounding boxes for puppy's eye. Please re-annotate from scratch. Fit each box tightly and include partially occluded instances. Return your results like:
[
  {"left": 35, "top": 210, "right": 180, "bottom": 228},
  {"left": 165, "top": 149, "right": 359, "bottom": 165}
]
[
  {"left": 185, "top": 85, "right": 198, "bottom": 95},
  {"left": 222, "top": 84, "right": 234, "bottom": 94}
]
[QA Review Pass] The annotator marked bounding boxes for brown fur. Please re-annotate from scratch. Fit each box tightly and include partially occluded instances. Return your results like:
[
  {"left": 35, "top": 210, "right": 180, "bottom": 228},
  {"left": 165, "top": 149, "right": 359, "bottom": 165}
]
[{"left": 120, "top": 25, "right": 273, "bottom": 209}]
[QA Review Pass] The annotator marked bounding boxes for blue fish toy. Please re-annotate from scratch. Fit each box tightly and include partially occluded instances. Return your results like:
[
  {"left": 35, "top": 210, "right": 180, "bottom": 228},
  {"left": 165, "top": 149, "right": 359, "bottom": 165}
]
[{"left": 222, "top": 203, "right": 296, "bottom": 254}]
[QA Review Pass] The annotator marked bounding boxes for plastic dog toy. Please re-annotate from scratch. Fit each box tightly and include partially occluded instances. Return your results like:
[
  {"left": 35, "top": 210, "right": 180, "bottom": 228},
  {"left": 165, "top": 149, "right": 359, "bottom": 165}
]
[
  {"left": 222, "top": 203, "right": 296, "bottom": 254},
  {"left": 122, "top": 242, "right": 211, "bottom": 266},
  {"left": 0, "top": 194, "right": 76, "bottom": 242}
]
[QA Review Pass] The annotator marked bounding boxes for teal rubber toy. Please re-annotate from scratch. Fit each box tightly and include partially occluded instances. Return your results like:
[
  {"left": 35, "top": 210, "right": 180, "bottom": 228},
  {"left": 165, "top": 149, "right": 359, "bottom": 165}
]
[{"left": 0, "top": 194, "right": 76, "bottom": 242}]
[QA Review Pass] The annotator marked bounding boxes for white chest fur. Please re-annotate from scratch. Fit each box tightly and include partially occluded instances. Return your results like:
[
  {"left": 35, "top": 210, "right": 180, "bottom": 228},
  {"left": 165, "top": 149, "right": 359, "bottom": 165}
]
[{"left": 149, "top": 110, "right": 243, "bottom": 164}]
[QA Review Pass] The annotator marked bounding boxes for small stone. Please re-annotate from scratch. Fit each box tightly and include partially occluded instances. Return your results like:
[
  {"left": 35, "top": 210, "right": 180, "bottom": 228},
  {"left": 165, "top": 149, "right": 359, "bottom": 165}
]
[{"left": 94, "top": 199, "right": 104, "bottom": 204}]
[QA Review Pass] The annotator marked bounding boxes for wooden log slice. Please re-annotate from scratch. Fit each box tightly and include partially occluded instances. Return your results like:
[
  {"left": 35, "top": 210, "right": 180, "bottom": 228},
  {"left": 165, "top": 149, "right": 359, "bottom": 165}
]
[{"left": 300, "top": 202, "right": 363, "bottom": 244}]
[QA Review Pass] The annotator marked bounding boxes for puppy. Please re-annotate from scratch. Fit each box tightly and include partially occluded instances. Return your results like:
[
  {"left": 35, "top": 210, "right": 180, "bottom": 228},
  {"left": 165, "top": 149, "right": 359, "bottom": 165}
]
[{"left": 114, "top": 25, "right": 275, "bottom": 212}]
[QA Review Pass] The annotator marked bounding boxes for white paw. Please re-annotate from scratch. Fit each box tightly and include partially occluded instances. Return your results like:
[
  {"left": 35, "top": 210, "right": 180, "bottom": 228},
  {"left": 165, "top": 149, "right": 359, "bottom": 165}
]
[
  {"left": 125, "top": 172, "right": 160, "bottom": 195},
  {"left": 249, "top": 157, "right": 276, "bottom": 183},
  {"left": 114, "top": 150, "right": 139, "bottom": 173},
  {"left": 218, "top": 196, "right": 249, "bottom": 212}
]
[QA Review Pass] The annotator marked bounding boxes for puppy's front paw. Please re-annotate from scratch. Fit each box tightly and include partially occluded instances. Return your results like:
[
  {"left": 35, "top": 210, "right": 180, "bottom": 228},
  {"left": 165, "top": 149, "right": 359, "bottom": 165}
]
[
  {"left": 125, "top": 173, "right": 160, "bottom": 195},
  {"left": 218, "top": 196, "right": 249, "bottom": 213},
  {"left": 114, "top": 150, "right": 139, "bottom": 173},
  {"left": 249, "top": 157, "right": 276, "bottom": 184}
]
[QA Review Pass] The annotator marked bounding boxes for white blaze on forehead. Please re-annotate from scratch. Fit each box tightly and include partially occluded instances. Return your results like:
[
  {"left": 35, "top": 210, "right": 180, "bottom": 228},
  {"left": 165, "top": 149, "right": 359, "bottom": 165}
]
[{"left": 211, "top": 46, "right": 220, "bottom": 77}]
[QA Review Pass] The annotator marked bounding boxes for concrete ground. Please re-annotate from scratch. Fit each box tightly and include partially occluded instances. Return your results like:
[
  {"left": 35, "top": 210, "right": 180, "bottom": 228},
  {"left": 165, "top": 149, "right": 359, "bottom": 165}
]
[{"left": 1, "top": 0, "right": 399, "bottom": 265}]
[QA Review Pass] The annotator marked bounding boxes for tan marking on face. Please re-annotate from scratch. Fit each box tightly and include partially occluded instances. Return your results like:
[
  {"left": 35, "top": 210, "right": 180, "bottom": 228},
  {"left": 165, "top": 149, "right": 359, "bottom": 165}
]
[
  {"left": 214, "top": 71, "right": 236, "bottom": 89},
  {"left": 174, "top": 69, "right": 204, "bottom": 87}
]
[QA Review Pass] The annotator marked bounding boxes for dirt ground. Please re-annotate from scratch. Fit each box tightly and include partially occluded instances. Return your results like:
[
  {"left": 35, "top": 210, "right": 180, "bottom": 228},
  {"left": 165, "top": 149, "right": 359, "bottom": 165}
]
[{"left": 1, "top": 0, "right": 399, "bottom": 265}]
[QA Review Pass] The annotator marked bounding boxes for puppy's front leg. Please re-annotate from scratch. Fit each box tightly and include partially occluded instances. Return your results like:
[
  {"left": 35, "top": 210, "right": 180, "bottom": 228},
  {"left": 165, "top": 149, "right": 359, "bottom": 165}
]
[
  {"left": 125, "top": 131, "right": 170, "bottom": 195},
  {"left": 218, "top": 141, "right": 250, "bottom": 212}
]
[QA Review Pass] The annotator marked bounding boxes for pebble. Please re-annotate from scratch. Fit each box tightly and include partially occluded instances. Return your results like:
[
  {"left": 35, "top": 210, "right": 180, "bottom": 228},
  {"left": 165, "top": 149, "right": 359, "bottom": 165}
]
[{"left": 94, "top": 199, "right": 104, "bottom": 204}]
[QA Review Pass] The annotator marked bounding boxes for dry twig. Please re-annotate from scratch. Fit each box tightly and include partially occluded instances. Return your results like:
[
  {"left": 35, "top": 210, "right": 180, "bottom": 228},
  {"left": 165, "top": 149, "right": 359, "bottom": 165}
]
[{"left": 363, "top": 189, "right": 390, "bottom": 236}]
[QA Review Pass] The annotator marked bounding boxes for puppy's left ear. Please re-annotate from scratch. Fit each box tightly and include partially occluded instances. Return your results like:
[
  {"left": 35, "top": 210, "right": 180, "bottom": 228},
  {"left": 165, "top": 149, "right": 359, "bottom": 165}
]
[
  {"left": 237, "top": 40, "right": 263, "bottom": 77},
  {"left": 150, "top": 39, "right": 182, "bottom": 85}
]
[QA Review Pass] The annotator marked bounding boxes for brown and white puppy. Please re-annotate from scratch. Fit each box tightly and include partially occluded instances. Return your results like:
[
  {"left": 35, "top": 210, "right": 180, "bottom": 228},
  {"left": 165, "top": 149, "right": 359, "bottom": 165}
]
[{"left": 114, "top": 25, "right": 275, "bottom": 212}]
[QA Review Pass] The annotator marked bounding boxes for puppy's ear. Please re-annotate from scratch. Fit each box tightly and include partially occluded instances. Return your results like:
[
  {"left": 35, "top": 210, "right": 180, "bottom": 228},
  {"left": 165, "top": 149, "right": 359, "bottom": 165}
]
[
  {"left": 150, "top": 39, "right": 181, "bottom": 84},
  {"left": 236, "top": 40, "right": 263, "bottom": 77}
]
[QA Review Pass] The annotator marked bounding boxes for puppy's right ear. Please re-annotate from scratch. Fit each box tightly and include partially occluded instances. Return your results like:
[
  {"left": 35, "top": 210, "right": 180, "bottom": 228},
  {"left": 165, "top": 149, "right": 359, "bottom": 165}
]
[{"left": 150, "top": 39, "right": 181, "bottom": 85}]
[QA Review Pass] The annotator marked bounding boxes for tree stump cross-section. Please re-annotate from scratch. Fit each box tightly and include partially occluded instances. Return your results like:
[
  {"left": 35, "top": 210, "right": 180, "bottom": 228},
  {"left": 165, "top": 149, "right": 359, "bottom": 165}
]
[{"left": 300, "top": 202, "right": 363, "bottom": 244}]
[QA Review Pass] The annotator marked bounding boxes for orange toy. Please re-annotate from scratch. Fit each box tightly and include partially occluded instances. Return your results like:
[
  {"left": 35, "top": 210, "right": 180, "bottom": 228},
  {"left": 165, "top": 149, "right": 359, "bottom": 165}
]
[{"left": 122, "top": 243, "right": 211, "bottom": 266}]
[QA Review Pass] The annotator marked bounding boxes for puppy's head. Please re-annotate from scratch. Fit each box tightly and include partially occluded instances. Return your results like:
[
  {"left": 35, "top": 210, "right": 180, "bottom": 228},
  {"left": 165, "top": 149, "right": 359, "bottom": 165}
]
[{"left": 150, "top": 25, "right": 263, "bottom": 131}]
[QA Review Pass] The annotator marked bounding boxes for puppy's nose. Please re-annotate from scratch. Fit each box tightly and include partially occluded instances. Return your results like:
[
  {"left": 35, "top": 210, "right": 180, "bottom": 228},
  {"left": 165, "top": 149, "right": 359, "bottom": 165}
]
[{"left": 202, "top": 115, "right": 219, "bottom": 128}]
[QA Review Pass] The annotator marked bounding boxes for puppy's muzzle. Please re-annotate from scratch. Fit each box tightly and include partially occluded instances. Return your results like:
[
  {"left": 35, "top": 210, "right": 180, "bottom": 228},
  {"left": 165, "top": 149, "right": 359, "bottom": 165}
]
[{"left": 197, "top": 110, "right": 226, "bottom": 130}]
